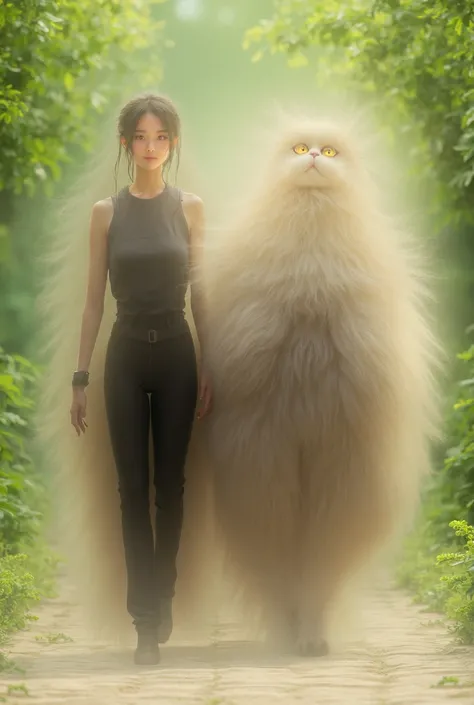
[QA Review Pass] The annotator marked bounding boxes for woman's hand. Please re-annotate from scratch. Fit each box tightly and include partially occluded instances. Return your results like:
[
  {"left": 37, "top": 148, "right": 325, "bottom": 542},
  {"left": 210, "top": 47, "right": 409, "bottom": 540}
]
[
  {"left": 70, "top": 387, "right": 88, "bottom": 436},
  {"left": 197, "top": 368, "right": 213, "bottom": 420}
]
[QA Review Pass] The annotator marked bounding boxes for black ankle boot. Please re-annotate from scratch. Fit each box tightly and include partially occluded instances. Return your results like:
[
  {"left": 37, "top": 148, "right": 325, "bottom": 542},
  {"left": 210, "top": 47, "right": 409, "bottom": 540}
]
[
  {"left": 134, "top": 632, "right": 160, "bottom": 666},
  {"left": 157, "top": 598, "right": 173, "bottom": 644}
]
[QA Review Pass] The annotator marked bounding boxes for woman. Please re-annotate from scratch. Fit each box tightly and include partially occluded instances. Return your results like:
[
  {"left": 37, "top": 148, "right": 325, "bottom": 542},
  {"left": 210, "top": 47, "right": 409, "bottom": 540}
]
[{"left": 69, "top": 93, "right": 212, "bottom": 666}]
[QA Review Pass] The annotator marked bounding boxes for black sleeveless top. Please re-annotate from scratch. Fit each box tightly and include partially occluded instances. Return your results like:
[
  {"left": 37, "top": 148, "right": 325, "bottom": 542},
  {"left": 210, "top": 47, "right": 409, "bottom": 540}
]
[{"left": 107, "top": 185, "right": 190, "bottom": 326}]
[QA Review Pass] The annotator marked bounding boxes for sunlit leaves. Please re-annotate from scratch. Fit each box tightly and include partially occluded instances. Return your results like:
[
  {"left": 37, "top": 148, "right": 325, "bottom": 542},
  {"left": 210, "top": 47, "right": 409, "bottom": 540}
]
[
  {"left": 287, "top": 52, "right": 309, "bottom": 68},
  {"left": 0, "top": 0, "right": 165, "bottom": 195},
  {"left": 0, "top": 349, "right": 41, "bottom": 553}
]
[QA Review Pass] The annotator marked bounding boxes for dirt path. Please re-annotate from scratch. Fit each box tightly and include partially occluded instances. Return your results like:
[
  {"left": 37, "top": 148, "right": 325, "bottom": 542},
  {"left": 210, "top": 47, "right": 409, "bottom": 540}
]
[{"left": 2, "top": 577, "right": 474, "bottom": 705}]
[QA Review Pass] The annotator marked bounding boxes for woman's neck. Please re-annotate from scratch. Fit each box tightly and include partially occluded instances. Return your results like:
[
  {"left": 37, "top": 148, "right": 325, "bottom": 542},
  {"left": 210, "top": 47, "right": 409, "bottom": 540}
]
[{"left": 130, "top": 167, "right": 166, "bottom": 198}]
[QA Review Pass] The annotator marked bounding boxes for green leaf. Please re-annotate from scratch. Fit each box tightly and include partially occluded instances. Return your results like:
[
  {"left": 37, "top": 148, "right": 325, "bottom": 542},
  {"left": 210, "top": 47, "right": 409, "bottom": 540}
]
[
  {"left": 287, "top": 51, "right": 309, "bottom": 68},
  {"left": 63, "top": 72, "right": 74, "bottom": 91},
  {"left": 251, "top": 49, "right": 264, "bottom": 63}
]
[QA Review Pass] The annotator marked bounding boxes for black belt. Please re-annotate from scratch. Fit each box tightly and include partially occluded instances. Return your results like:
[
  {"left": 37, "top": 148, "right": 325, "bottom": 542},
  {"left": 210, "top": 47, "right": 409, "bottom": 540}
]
[{"left": 113, "top": 311, "right": 188, "bottom": 343}]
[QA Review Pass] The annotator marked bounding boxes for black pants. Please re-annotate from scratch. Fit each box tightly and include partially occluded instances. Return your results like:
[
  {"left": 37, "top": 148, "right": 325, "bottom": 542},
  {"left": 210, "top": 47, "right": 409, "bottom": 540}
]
[{"left": 104, "top": 322, "right": 198, "bottom": 633}]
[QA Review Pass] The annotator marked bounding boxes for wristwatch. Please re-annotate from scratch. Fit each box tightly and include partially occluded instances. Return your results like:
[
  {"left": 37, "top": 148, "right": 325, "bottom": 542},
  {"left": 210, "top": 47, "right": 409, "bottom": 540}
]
[{"left": 72, "top": 370, "right": 90, "bottom": 387}]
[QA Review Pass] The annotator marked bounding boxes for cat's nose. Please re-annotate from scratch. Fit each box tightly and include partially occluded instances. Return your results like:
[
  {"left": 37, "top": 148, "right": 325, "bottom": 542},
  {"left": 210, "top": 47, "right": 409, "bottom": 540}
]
[{"left": 309, "top": 150, "right": 320, "bottom": 157}]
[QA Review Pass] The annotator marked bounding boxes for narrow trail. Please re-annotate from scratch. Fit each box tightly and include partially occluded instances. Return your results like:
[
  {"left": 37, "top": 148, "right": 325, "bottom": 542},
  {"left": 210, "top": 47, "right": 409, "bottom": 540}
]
[{"left": 3, "top": 577, "right": 474, "bottom": 705}]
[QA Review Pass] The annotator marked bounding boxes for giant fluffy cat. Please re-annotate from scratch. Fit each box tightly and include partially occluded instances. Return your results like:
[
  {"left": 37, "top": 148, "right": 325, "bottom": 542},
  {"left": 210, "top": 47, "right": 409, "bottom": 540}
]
[
  {"left": 200, "top": 114, "right": 441, "bottom": 655},
  {"left": 37, "top": 108, "right": 440, "bottom": 655}
]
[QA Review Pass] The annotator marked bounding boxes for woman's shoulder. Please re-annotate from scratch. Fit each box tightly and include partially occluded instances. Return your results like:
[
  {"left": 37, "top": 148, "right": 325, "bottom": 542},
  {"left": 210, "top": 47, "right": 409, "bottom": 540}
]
[
  {"left": 90, "top": 197, "right": 114, "bottom": 233},
  {"left": 180, "top": 191, "right": 204, "bottom": 220},
  {"left": 179, "top": 191, "right": 205, "bottom": 237},
  {"left": 92, "top": 196, "right": 114, "bottom": 212},
  {"left": 180, "top": 191, "right": 203, "bottom": 207},
  {"left": 93, "top": 186, "right": 129, "bottom": 215}
]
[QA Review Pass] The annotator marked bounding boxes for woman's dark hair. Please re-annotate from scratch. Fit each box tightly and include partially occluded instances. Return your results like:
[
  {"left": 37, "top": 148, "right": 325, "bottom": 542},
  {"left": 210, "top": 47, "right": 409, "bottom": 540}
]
[{"left": 114, "top": 93, "right": 181, "bottom": 191}]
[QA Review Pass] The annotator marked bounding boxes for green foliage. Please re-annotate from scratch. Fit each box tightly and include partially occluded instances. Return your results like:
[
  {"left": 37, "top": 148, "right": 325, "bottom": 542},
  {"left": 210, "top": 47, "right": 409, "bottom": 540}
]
[
  {"left": 0, "top": 0, "right": 165, "bottom": 196},
  {"left": 0, "top": 554, "right": 39, "bottom": 650},
  {"left": 427, "top": 335, "right": 474, "bottom": 531},
  {"left": 432, "top": 676, "right": 461, "bottom": 688},
  {"left": 0, "top": 348, "right": 56, "bottom": 668},
  {"left": 401, "top": 517, "right": 474, "bottom": 645},
  {"left": 6, "top": 683, "right": 30, "bottom": 697},
  {"left": 442, "top": 340, "right": 474, "bottom": 524},
  {"left": 437, "top": 520, "right": 474, "bottom": 643},
  {"left": 0, "top": 349, "right": 41, "bottom": 552},
  {"left": 35, "top": 632, "right": 73, "bottom": 645},
  {"left": 398, "top": 334, "right": 474, "bottom": 641}
]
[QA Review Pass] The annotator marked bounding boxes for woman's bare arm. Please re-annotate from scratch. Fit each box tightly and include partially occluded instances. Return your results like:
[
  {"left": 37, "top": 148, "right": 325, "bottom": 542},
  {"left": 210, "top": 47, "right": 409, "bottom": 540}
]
[
  {"left": 75, "top": 199, "right": 112, "bottom": 373},
  {"left": 183, "top": 193, "right": 208, "bottom": 360},
  {"left": 183, "top": 192, "right": 212, "bottom": 417}
]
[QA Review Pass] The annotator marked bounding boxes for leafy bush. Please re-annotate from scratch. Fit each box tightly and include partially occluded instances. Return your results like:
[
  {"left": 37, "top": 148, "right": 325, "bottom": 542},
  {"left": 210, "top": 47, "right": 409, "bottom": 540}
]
[
  {"left": 398, "top": 332, "right": 474, "bottom": 641},
  {"left": 0, "top": 348, "right": 41, "bottom": 553},
  {"left": 0, "top": 0, "right": 164, "bottom": 196},
  {"left": 437, "top": 520, "right": 474, "bottom": 643},
  {"left": 442, "top": 340, "right": 474, "bottom": 525},
  {"left": 0, "top": 554, "right": 40, "bottom": 648},
  {"left": 0, "top": 347, "right": 55, "bottom": 668}
]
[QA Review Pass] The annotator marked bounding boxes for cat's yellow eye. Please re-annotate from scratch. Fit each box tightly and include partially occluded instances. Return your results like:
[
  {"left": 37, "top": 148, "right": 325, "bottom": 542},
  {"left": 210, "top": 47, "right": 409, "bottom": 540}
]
[
  {"left": 293, "top": 143, "right": 309, "bottom": 155},
  {"left": 322, "top": 146, "right": 338, "bottom": 158}
]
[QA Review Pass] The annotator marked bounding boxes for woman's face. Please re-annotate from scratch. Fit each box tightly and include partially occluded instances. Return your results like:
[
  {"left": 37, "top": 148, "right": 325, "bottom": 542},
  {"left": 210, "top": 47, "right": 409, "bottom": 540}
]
[{"left": 125, "top": 112, "right": 176, "bottom": 172}]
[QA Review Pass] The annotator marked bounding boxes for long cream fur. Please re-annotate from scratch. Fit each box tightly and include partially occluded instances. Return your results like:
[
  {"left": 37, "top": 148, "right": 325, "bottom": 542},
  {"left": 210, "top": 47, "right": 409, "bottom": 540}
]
[{"left": 199, "top": 112, "right": 441, "bottom": 654}]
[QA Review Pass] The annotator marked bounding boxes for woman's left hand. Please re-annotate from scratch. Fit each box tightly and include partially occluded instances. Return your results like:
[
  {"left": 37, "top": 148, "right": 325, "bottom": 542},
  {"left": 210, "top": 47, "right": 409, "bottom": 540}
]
[{"left": 197, "top": 368, "right": 213, "bottom": 420}]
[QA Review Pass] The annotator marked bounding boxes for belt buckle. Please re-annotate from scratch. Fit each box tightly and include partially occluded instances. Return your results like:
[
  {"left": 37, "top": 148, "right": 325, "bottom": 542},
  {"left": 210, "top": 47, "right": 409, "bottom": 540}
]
[{"left": 148, "top": 329, "right": 158, "bottom": 343}]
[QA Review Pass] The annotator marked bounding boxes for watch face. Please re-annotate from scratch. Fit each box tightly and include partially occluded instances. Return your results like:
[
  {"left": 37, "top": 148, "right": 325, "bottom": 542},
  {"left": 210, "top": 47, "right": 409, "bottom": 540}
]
[{"left": 73, "top": 371, "right": 89, "bottom": 386}]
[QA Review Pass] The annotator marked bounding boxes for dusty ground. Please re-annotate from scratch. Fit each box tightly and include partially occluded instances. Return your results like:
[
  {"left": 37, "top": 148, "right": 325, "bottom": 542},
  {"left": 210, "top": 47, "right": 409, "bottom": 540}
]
[{"left": 2, "top": 578, "right": 474, "bottom": 705}]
